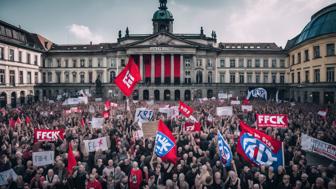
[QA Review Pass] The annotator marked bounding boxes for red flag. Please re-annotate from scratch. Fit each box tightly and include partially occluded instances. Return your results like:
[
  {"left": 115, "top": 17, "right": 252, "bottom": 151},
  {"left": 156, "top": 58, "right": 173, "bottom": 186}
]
[
  {"left": 178, "top": 101, "right": 193, "bottom": 118},
  {"left": 154, "top": 120, "right": 177, "bottom": 164},
  {"left": 104, "top": 100, "right": 111, "bottom": 110},
  {"left": 9, "top": 118, "right": 15, "bottom": 128},
  {"left": 242, "top": 98, "right": 250, "bottom": 105},
  {"left": 67, "top": 143, "right": 77, "bottom": 175},
  {"left": 80, "top": 118, "right": 85, "bottom": 127},
  {"left": 114, "top": 57, "right": 141, "bottom": 97},
  {"left": 183, "top": 121, "right": 201, "bottom": 133},
  {"left": 102, "top": 111, "right": 109, "bottom": 119},
  {"left": 25, "top": 116, "right": 31, "bottom": 124},
  {"left": 16, "top": 117, "right": 21, "bottom": 124}
]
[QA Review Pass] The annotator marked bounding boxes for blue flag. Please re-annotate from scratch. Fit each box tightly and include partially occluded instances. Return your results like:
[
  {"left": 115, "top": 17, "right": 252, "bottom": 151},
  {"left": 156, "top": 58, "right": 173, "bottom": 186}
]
[{"left": 218, "top": 131, "right": 233, "bottom": 167}]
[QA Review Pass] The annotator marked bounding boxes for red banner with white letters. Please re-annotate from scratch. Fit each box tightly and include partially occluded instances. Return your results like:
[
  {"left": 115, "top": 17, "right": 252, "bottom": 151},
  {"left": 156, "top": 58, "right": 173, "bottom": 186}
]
[
  {"left": 179, "top": 101, "right": 193, "bottom": 118},
  {"left": 114, "top": 57, "right": 142, "bottom": 97},
  {"left": 183, "top": 122, "right": 201, "bottom": 133},
  {"left": 34, "top": 129, "right": 65, "bottom": 142},
  {"left": 256, "top": 114, "right": 288, "bottom": 128}
]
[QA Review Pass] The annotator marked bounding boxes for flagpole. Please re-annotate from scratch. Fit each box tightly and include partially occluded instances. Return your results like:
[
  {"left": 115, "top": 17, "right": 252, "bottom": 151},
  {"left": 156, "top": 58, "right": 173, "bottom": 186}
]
[{"left": 282, "top": 142, "right": 285, "bottom": 167}]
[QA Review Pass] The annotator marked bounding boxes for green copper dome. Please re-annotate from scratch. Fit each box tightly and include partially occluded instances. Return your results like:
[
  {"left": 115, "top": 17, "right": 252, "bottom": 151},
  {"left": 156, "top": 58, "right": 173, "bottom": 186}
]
[
  {"left": 295, "top": 3, "right": 336, "bottom": 45},
  {"left": 153, "top": 9, "right": 174, "bottom": 21}
]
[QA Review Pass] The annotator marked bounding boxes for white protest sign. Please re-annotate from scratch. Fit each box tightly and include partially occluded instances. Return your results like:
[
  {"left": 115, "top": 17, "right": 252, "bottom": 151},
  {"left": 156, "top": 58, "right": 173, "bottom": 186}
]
[
  {"left": 216, "top": 106, "right": 233, "bottom": 116},
  {"left": 135, "top": 108, "right": 154, "bottom": 123},
  {"left": 218, "top": 93, "right": 227, "bottom": 99},
  {"left": 32, "top": 151, "right": 55, "bottom": 167},
  {"left": 84, "top": 137, "right": 108, "bottom": 152},
  {"left": 231, "top": 100, "right": 241, "bottom": 105},
  {"left": 91, "top": 117, "right": 105, "bottom": 129},
  {"left": 241, "top": 105, "right": 253, "bottom": 112},
  {"left": 0, "top": 169, "right": 17, "bottom": 186},
  {"left": 301, "top": 134, "right": 336, "bottom": 161},
  {"left": 89, "top": 105, "right": 95, "bottom": 113}
]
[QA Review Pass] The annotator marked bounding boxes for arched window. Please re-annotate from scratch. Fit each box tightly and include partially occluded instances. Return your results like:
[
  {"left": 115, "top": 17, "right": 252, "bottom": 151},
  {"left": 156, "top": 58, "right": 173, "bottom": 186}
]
[
  {"left": 80, "top": 72, "right": 85, "bottom": 83},
  {"left": 143, "top": 90, "right": 149, "bottom": 100},
  {"left": 174, "top": 90, "right": 180, "bottom": 101},
  {"left": 184, "top": 90, "right": 191, "bottom": 101},
  {"left": 154, "top": 90, "right": 160, "bottom": 101},
  {"left": 64, "top": 72, "right": 69, "bottom": 83},
  {"left": 208, "top": 71, "right": 212, "bottom": 83},
  {"left": 72, "top": 72, "right": 77, "bottom": 83},
  {"left": 110, "top": 71, "right": 116, "bottom": 83},
  {"left": 196, "top": 71, "right": 203, "bottom": 84},
  {"left": 164, "top": 90, "right": 170, "bottom": 101}
]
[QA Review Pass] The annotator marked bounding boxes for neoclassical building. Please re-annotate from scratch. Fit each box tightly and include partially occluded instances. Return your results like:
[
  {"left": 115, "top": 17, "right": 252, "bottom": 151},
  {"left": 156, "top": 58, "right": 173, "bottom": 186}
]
[{"left": 0, "top": 1, "right": 335, "bottom": 107}]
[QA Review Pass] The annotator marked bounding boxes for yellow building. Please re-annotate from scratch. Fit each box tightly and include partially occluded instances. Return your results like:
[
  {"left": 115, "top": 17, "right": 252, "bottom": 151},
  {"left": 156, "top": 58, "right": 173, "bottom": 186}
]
[{"left": 285, "top": 3, "right": 336, "bottom": 104}]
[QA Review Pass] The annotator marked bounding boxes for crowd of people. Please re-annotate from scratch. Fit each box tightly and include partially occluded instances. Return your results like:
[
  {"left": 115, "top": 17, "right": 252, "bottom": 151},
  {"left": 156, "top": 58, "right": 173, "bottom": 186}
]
[{"left": 0, "top": 97, "right": 335, "bottom": 189}]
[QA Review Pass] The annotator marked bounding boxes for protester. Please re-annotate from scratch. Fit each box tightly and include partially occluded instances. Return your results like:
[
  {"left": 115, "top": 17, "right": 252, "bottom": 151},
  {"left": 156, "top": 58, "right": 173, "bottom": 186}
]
[{"left": 0, "top": 97, "right": 335, "bottom": 189}]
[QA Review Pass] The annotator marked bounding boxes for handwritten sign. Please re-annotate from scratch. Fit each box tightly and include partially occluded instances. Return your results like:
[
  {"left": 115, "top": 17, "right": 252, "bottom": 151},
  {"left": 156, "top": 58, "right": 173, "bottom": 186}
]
[
  {"left": 84, "top": 137, "right": 108, "bottom": 152},
  {"left": 32, "top": 151, "right": 54, "bottom": 166}
]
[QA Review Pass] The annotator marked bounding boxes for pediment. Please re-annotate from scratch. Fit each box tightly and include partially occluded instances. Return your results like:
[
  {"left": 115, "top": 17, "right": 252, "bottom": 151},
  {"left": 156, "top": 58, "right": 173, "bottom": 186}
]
[{"left": 128, "top": 33, "right": 195, "bottom": 47}]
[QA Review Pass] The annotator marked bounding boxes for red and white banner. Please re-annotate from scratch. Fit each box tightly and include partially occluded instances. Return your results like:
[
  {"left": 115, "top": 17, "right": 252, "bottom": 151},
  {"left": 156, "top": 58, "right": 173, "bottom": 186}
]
[
  {"left": 110, "top": 102, "right": 118, "bottom": 108},
  {"left": 34, "top": 129, "right": 65, "bottom": 142},
  {"left": 104, "top": 100, "right": 111, "bottom": 110},
  {"left": 256, "top": 114, "right": 288, "bottom": 128},
  {"left": 179, "top": 101, "right": 193, "bottom": 118},
  {"left": 114, "top": 57, "right": 142, "bottom": 97},
  {"left": 102, "top": 111, "right": 109, "bottom": 119},
  {"left": 183, "top": 122, "right": 201, "bottom": 133}
]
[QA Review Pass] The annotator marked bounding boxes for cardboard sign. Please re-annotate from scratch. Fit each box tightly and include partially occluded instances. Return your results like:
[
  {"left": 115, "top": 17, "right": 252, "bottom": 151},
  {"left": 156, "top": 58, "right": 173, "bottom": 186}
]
[
  {"left": 241, "top": 105, "right": 253, "bottom": 112},
  {"left": 301, "top": 134, "right": 336, "bottom": 161},
  {"left": 84, "top": 137, "right": 108, "bottom": 152},
  {"left": 32, "top": 151, "right": 54, "bottom": 166},
  {"left": 0, "top": 169, "right": 17, "bottom": 186},
  {"left": 142, "top": 121, "right": 158, "bottom": 138},
  {"left": 91, "top": 117, "right": 105, "bottom": 129},
  {"left": 135, "top": 108, "right": 154, "bottom": 123},
  {"left": 216, "top": 106, "right": 233, "bottom": 116}
]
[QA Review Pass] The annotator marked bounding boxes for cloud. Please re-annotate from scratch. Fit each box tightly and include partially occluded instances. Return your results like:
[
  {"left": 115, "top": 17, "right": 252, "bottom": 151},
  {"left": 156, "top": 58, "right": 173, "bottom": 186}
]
[{"left": 68, "top": 24, "right": 104, "bottom": 44}]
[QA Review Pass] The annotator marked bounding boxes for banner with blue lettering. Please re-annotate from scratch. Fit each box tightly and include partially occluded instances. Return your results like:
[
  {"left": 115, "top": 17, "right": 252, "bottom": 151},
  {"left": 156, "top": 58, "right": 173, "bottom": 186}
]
[
  {"left": 246, "top": 88, "right": 267, "bottom": 100},
  {"left": 135, "top": 108, "right": 154, "bottom": 123},
  {"left": 218, "top": 131, "right": 233, "bottom": 167},
  {"left": 237, "top": 121, "right": 284, "bottom": 169}
]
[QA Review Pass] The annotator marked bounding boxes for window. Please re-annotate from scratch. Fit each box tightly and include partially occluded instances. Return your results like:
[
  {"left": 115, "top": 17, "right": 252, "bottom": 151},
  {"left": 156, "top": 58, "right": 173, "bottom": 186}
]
[
  {"left": 239, "top": 73, "right": 244, "bottom": 83},
  {"left": 280, "top": 73, "right": 285, "bottom": 83},
  {"left": 197, "top": 59, "right": 202, "bottom": 67},
  {"left": 292, "top": 73, "right": 295, "bottom": 83},
  {"left": 34, "top": 72, "right": 38, "bottom": 84},
  {"left": 47, "top": 58, "right": 52, "bottom": 67},
  {"left": 230, "top": 59, "right": 235, "bottom": 68},
  {"left": 185, "top": 58, "right": 191, "bottom": 68},
  {"left": 80, "top": 59, "right": 85, "bottom": 67},
  {"left": 34, "top": 55, "right": 38, "bottom": 65},
  {"left": 239, "top": 59, "right": 244, "bottom": 67},
  {"left": 72, "top": 72, "right": 77, "bottom": 83},
  {"left": 110, "top": 59, "right": 115, "bottom": 68},
  {"left": 0, "top": 47, "right": 4, "bottom": 60},
  {"left": 247, "top": 73, "right": 252, "bottom": 83},
  {"left": 291, "top": 55, "right": 295, "bottom": 65},
  {"left": 0, "top": 69, "right": 5, "bottom": 84},
  {"left": 326, "top": 44, "right": 335, "bottom": 56},
  {"left": 207, "top": 59, "right": 212, "bottom": 67},
  {"left": 327, "top": 67, "right": 335, "bottom": 82},
  {"left": 297, "top": 72, "right": 301, "bottom": 83},
  {"left": 109, "top": 71, "right": 116, "bottom": 83},
  {"left": 305, "top": 71, "right": 309, "bottom": 83},
  {"left": 230, "top": 73, "right": 235, "bottom": 83},
  {"left": 304, "top": 50, "right": 309, "bottom": 61},
  {"left": 271, "top": 59, "right": 277, "bottom": 68},
  {"left": 121, "top": 59, "right": 125, "bottom": 67},
  {"left": 313, "top": 46, "right": 320, "bottom": 58},
  {"left": 208, "top": 71, "right": 212, "bottom": 83},
  {"left": 255, "top": 73, "right": 260, "bottom": 83},
  {"left": 280, "top": 59, "right": 285, "bottom": 68},
  {"left": 47, "top": 72, "right": 52, "bottom": 83},
  {"left": 65, "top": 72, "right": 69, "bottom": 83},
  {"left": 255, "top": 59, "right": 260, "bottom": 68},
  {"left": 57, "top": 59, "right": 61, "bottom": 67},
  {"left": 65, "top": 59, "right": 69, "bottom": 68},
  {"left": 263, "top": 72, "right": 269, "bottom": 83},
  {"left": 56, "top": 72, "right": 61, "bottom": 83},
  {"left": 314, "top": 69, "right": 320, "bottom": 82},
  {"left": 27, "top": 72, "right": 31, "bottom": 84},
  {"left": 89, "top": 58, "right": 93, "bottom": 67},
  {"left": 272, "top": 73, "right": 276, "bottom": 83},
  {"left": 263, "top": 59, "right": 268, "bottom": 68},
  {"left": 18, "top": 51, "right": 22, "bottom": 62},
  {"left": 19, "top": 71, "right": 23, "bottom": 84},
  {"left": 9, "top": 49, "right": 14, "bottom": 61},
  {"left": 297, "top": 52, "right": 301, "bottom": 63},
  {"left": 42, "top": 72, "right": 46, "bottom": 83},
  {"left": 220, "top": 73, "right": 225, "bottom": 83},
  {"left": 220, "top": 59, "right": 225, "bottom": 67},
  {"left": 10, "top": 70, "right": 15, "bottom": 86},
  {"left": 89, "top": 72, "right": 93, "bottom": 83},
  {"left": 196, "top": 71, "right": 203, "bottom": 84},
  {"left": 247, "top": 59, "right": 252, "bottom": 68},
  {"left": 98, "top": 58, "right": 102, "bottom": 67},
  {"left": 73, "top": 59, "right": 77, "bottom": 68},
  {"left": 26, "top": 53, "right": 31, "bottom": 64},
  {"left": 80, "top": 72, "right": 85, "bottom": 83}
]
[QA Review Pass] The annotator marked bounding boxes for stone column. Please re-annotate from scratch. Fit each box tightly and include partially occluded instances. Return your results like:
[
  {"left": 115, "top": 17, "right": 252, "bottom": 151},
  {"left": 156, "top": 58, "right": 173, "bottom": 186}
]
[
  {"left": 171, "top": 54, "right": 174, "bottom": 84},
  {"left": 180, "top": 55, "right": 184, "bottom": 83},
  {"left": 140, "top": 55, "right": 144, "bottom": 81},
  {"left": 5, "top": 66, "right": 9, "bottom": 87},
  {"left": 151, "top": 54, "right": 155, "bottom": 84},
  {"left": 161, "top": 54, "right": 164, "bottom": 84}
]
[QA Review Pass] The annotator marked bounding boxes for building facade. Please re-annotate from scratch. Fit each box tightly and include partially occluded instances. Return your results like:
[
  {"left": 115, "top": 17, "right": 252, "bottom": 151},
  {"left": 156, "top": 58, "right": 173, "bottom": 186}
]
[{"left": 0, "top": 1, "right": 335, "bottom": 107}]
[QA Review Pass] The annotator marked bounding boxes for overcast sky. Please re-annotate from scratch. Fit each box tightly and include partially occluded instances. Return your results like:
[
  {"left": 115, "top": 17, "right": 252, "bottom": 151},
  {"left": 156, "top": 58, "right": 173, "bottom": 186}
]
[{"left": 0, "top": 0, "right": 334, "bottom": 47}]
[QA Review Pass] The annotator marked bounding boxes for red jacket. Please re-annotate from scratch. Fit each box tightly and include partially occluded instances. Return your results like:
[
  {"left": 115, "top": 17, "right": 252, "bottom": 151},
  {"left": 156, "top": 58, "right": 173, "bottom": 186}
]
[
  {"left": 86, "top": 179, "right": 102, "bottom": 189},
  {"left": 129, "top": 168, "right": 142, "bottom": 189}
]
